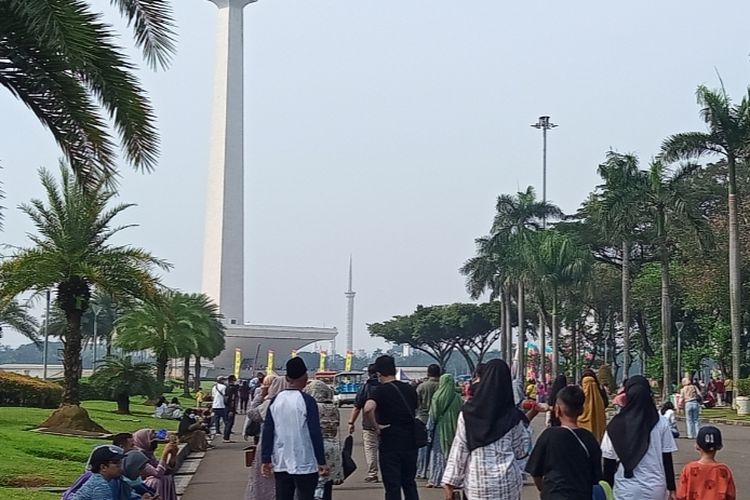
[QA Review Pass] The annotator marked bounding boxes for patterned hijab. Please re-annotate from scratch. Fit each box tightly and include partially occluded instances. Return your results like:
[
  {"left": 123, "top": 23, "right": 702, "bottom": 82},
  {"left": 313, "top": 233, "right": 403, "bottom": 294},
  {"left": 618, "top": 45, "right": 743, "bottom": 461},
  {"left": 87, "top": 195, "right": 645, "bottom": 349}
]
[
  {"left": 305, "top": 379, "right": 334, "bottom": 403},
  {"left": 260, "top": 376, "right": 290, "bottom": 419}
]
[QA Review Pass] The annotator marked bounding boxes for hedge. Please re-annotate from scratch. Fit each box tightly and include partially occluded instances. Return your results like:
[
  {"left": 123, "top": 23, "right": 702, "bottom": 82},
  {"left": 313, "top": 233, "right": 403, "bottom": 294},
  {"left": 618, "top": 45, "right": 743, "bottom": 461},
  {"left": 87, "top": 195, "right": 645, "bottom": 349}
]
[{"left": 0, "top": 371, "right": 62, "bottom": 408}]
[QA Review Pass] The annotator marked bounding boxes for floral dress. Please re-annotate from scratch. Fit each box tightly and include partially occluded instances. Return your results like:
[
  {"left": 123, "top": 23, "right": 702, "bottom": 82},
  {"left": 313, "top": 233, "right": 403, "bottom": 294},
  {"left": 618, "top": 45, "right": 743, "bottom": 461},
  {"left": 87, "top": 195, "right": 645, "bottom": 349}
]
[{"left": 317, "top": 402, "right": 343, "bottom": 483}]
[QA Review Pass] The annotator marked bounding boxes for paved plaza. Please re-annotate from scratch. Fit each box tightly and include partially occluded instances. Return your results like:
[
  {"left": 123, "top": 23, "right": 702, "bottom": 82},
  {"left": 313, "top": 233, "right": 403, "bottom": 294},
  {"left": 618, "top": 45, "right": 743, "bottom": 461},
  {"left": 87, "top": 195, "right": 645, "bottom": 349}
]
[{"left": 182, "top": 409, "right": 750, "bottom": 500}]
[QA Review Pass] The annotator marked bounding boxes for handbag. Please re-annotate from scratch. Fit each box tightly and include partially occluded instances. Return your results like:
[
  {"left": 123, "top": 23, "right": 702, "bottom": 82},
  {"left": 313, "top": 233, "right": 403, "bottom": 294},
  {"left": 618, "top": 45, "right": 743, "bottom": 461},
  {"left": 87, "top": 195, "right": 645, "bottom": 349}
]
[
  {"left": 341, "top": 435, "right": 357, "bottom": 479},
  {"left": 244, "top": 445, "right": 257, "bottom": 467},
  {"left": 390, "top": 383, "right": 429, "bottom": 448}
]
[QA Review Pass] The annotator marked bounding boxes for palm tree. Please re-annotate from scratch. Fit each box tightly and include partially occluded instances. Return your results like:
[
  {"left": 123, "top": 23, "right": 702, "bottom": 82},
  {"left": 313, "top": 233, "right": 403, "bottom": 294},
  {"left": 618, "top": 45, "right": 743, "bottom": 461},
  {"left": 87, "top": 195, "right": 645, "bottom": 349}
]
[
  {"left": 0, "top": 0, "right": 176, "bottom": 183},
  {"left": 0, "top": 299, "right": 40, "bottom": 346},
  {"left": 116, "top": 291, "right": 225, "bottom": 394},
  {"left": 460, "top": 235, "right": 514, "bottom": 361},
  {"left": 642, "top": 160, "right": 709, "bottom": 398},
  {"left": 588, "top": 152, "right": 646, "bottom": 379},
  {"left": 89, "top": 356, "right": 156, "bottom": 414},
  {"left": 661, "top": 84, "right": 750, "bottom": 386},
  {"left": 527, "top": 230, "right": 591, "bottom": 378},
  {"left": 490, "top": 187, "right": 562, "bottom": 373},
  {"left": 0, "top": 165, "right": 167, "bottom": 421},
  {"left": 175, "top": 294, "right": 225, "bottom": 397}
]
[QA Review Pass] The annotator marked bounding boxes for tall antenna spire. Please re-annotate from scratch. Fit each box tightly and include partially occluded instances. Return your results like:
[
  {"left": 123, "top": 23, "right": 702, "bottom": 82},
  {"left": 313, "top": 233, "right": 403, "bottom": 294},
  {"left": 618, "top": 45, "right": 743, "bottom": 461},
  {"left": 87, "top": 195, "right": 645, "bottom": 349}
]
[{"left": 345, "top": 256, "right": 356, "bottom": 355}]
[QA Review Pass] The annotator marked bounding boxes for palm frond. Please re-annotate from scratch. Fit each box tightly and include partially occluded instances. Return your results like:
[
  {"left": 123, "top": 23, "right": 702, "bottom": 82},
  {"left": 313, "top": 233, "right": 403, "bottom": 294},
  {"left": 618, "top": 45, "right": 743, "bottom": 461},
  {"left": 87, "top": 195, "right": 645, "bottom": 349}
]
[{"left": 110, "top": 0, "right": 177, "bottom": 70}]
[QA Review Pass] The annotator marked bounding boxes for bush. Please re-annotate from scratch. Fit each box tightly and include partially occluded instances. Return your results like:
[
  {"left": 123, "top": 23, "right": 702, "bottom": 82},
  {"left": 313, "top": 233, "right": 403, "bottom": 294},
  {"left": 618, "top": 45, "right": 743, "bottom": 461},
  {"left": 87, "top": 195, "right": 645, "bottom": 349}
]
[
  {"left": 79, "top": 378, "right": 113, "bottom": 401},
  {"left": 735, "top": 378, "right": 750, "bottom": 397},
  {"left": 0, "top": 371, "right": 62, "bottom": 408}
]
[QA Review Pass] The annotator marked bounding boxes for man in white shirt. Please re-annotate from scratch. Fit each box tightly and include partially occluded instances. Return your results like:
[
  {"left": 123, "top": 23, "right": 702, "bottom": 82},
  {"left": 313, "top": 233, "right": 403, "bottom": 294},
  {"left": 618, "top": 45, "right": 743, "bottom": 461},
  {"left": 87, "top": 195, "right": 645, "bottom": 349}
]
[
  {"left": 261, "top": 357, "right": 329, "bottom": 500},
  {"left": 211, "top": 376, "right": 227, "bottom": 437}
]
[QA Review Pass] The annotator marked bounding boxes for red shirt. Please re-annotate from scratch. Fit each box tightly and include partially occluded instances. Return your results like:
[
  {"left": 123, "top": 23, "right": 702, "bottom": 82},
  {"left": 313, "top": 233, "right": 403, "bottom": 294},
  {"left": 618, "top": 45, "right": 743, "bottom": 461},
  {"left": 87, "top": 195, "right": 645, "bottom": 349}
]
[{"left": 676, "top": 461, "right": 735, "bottom": 500}]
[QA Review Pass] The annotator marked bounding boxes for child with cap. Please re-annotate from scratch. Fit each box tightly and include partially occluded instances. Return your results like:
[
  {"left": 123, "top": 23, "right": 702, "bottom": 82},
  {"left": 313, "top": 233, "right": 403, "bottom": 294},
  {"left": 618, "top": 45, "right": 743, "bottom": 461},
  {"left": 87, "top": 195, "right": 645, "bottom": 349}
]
[
  {"left": 676, "top": 426, "right": 736, "bottom": 500},
  {"left": 69, "top": 445, "right": 126, "bottom": 500}
]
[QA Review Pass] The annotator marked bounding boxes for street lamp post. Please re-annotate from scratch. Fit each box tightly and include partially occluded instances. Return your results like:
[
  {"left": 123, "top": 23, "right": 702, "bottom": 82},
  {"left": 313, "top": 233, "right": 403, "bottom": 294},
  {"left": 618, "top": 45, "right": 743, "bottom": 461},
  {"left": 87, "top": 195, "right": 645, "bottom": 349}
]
[
  {"left": 531, "top": 115, "right": 558, "bottom": 228},
  {"left": 42, "top": 289, "right": 51, "bottom": 380},
  {"left": 676, "top": 321, "right": 685, "bottom": 386},
  {"left": 91, "top": 304, "right": 102, "bottom": 371}
]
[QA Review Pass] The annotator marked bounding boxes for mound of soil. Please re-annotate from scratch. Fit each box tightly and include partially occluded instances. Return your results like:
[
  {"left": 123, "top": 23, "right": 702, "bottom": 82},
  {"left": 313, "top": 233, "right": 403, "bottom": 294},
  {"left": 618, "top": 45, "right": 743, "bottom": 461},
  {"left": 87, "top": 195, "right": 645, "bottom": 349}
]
[{"left": 38, "top": 405, "right": 109, "bottom": 434}]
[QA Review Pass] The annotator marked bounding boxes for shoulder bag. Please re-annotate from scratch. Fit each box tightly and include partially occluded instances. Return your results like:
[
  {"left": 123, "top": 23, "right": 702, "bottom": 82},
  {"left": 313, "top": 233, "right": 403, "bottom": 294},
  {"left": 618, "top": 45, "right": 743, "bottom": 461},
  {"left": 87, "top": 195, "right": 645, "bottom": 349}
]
[{"left": 390, "top": 383, "right": 428, "bottom": 448}]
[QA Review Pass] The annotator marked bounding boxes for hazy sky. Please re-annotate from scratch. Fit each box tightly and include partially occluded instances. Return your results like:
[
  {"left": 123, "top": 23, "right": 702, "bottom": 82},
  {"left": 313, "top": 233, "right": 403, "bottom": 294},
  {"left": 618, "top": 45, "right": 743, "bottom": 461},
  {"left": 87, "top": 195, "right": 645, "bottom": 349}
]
[{"left": 1, "top": 1, "right": 749, "bottom": 352}]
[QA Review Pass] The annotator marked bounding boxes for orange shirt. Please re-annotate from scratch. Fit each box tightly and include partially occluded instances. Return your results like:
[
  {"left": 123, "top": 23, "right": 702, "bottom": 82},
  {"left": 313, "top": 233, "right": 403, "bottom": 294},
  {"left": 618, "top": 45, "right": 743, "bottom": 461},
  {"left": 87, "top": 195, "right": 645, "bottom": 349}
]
[{"left": 676, "top": 461, "right": 736, "bottom": 500}]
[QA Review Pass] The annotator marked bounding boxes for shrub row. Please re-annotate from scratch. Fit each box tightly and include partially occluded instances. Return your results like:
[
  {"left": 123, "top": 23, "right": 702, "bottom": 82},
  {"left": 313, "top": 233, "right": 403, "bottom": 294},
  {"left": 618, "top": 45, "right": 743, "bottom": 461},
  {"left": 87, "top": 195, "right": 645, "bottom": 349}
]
[{"left": 0, "top": 371, "right": 62, "bottom": 408}]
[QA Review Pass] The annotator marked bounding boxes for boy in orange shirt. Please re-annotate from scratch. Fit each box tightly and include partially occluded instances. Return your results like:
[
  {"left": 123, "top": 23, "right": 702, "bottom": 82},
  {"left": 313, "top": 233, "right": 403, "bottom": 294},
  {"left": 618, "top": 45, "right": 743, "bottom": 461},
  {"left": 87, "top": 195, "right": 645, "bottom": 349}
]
[{"left": 676, "top": 426, "right": 736, "bottom": 500}]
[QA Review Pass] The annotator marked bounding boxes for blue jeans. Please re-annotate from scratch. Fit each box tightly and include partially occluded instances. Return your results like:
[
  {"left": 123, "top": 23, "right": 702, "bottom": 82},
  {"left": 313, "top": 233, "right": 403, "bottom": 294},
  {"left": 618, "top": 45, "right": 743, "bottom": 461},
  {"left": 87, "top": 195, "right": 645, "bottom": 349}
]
[
  {"left": 211, "top": 407, "right": 226, "bottom": 435},
  {"left": 685, "top": 400, "right": 701, "bottom": 438}
]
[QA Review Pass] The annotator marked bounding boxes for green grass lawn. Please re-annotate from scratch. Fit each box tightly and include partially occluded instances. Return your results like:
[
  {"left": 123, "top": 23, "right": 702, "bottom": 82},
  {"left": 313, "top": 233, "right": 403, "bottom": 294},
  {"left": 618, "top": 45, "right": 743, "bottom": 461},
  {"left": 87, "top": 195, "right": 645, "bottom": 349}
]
[
  {"left": 701, "top": 407, "right": 750, "bottom": 421},
  {"left": 0, "top": 395, "right": 183, "bottom": 499}
]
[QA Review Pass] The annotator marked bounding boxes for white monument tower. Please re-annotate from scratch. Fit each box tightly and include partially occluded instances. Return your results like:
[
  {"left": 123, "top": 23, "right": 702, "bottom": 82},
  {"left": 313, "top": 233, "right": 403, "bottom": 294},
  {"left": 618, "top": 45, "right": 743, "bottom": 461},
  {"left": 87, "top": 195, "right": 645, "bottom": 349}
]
[
  {"left": 202, "top": 0, "right": 256, "bottom": 325},
  {"left": 345, "top": 257, "right": 356, "bottom": 353},
  {"left": 200, "top": 0, "right": 338, "bottom": 376}
]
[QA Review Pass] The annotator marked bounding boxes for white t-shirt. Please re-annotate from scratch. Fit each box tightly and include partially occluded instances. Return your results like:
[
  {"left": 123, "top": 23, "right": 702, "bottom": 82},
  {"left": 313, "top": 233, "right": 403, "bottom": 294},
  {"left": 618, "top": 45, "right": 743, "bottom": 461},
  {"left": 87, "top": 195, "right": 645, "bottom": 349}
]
[
  {"left": 601, "top": 417, "right": 678, "bottom": 500},
  {"left": 268, "top": 390, "right": 318, "bottom": 475},
  {"left": 662, "top": 410, "right": 678, "bottom": 433},
  {"left": 212, "top": 383, "right": 227, "bottom": 409}
]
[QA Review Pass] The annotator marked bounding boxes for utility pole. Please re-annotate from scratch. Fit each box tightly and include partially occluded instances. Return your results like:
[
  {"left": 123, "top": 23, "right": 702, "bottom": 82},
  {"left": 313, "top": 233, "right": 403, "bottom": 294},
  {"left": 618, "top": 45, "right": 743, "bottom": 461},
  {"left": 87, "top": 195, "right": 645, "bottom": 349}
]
[
  {"left": 42, "top": 289, "right": 51, "bottom": 380},
  {"left": 91, "top": 304, "right": 102, "bottom": 371},
  {"left": 531, "top": 116, "right": 558, "bottom": 228}
]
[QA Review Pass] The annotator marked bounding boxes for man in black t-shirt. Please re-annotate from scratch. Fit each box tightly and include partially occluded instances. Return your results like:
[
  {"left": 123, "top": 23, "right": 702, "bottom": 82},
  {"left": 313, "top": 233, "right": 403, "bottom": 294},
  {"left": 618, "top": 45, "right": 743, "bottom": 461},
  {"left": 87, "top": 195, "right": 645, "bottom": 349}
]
[
  {"left": 525, "top": 385, "right": 602, "bottom": 500},
  {"left": 365, "top": 355, "right": 419, "bottom": 500}
]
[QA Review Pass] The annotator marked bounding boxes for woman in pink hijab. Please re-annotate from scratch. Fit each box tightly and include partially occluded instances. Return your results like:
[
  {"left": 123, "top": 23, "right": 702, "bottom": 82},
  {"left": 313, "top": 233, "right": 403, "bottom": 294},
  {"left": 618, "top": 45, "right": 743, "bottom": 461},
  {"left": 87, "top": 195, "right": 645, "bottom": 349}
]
[{"left": 132, "top": 428, "right": 178, "bottom": 500}]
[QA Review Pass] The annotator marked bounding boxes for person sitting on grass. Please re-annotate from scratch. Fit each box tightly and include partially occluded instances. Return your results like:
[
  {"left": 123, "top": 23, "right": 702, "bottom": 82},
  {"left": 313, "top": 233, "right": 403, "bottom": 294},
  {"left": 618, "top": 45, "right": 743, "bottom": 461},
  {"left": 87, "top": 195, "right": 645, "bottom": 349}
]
[{"left": 676, "top": 426, "right": 736, "bottom": 500}]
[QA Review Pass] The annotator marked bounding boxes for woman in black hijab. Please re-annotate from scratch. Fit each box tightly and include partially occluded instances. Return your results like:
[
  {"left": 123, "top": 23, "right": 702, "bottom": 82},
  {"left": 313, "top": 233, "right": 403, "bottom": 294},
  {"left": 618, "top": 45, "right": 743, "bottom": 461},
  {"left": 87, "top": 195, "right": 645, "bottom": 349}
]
[
  {"left": 601, "top": 375, "right": 678, "bottom": 500},
  {"left": 442, "top": 359, "right": 532, "bottom": 500}
]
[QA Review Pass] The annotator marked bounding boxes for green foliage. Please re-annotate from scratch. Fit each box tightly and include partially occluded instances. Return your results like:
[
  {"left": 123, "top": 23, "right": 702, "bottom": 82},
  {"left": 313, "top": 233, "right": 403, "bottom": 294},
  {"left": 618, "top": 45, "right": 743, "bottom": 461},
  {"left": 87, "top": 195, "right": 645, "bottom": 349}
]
[
  {"left": 115, "top": 291, "right": 225, "bottom": 391},
  {"left": 0, "top": 301, "right": 39, "bottom": 346},
  {"left": 0, "top": 372, "right": 62, "bottom": 408},
  {"left": 735, "top": 378, "right": 750, "bottom": 396},
  {"left": 0, "top": 165, "right": 169, "bottom": 406},
  {"left": 89, "top": 356, "right": 156, "bottom": 411},
  {"left": 0, "top": 0, "right": 176, "bottom": 183}
]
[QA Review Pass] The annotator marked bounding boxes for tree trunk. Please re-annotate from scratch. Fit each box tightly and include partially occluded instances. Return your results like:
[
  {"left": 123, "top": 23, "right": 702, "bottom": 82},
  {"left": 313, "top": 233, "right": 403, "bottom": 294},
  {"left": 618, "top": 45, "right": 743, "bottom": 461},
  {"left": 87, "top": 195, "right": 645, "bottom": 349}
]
[
  {"left": 504, "top": 286, "right": 513, "bottom": 363},
  {"left": 194, "top": 357, "right": 202, "bottom": 391},
  {"left": 661, "top": 251, "right": 672, "bottom": 401},
  {"left": 183, "top": 355, "right": 192, "bottom": 397},
  {"left": 457, "top": 348, "right": 476, "bottom": 375},
  {"left": 622, "top": 239, "right": 631, "bottom": 380},
  {"left": 551, "top": 287, "right": 559, "bottom": 379},
  {"left": 728, "top": 158, "right": 742, "bottom": 384},
  {"left": 105, "top": 337, "right": 112, "bottom": 358},
  {"left": 516, "top": 282, "right": 525, "bottom": 377},
  {"left": 498, "top": 293, "right": 507, "bottom": 361},
  {"left": 115, "top": 392, "right": 131, "bottom": 414},
  {"left": 155, "top": 351, "right": 168, "bottom": 395},
  {"left": 62, "top": 308, "right": 84, "bottom": 406}
]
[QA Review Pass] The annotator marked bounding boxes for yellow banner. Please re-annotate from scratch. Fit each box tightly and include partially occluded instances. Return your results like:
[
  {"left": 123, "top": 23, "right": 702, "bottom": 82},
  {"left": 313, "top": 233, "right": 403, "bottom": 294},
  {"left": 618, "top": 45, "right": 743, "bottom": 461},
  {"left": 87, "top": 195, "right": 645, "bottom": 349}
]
[
  {"left": 266, "top": 350, "right": 274, "bottom": 375},
  {"left": 344, "top": 351, "right": 353, "bottom": 372},
  {"left": 319, "top": 351, "right": 327, "bottom": 371},
  {"left": 291, "top": 350, "right": 297, "bottom": 358},
  {"left": 233, "top": 348, "right": 241, "bottom": 378}
]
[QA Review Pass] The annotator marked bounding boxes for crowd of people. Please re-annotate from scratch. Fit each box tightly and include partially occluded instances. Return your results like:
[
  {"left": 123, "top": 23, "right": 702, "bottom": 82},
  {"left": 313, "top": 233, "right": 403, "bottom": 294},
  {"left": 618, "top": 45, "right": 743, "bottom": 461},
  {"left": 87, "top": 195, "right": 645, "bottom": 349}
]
[{"left": 61, "top": 356, "right": 738, "bottom": 500}]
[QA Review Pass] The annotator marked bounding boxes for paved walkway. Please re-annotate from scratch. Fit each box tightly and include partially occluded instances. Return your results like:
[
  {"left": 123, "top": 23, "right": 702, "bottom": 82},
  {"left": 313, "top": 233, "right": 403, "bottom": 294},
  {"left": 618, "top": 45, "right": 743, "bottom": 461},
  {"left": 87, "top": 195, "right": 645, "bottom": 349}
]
[{"left": 182, "top": 409, "right": 750, "bottom": 499}]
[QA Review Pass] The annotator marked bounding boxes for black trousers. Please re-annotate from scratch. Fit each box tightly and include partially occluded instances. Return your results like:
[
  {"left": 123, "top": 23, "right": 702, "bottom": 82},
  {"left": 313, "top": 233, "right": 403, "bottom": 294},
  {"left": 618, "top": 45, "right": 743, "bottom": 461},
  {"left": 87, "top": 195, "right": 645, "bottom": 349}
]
[
  {"left": 274, "top": 471, "right": 318, "bottom": 500},
  {"left": 222, "top": 411, "right": 235, "bottom": 440},
  {"left": 379, "top": 448, "right": 419, "bottom": 500}
]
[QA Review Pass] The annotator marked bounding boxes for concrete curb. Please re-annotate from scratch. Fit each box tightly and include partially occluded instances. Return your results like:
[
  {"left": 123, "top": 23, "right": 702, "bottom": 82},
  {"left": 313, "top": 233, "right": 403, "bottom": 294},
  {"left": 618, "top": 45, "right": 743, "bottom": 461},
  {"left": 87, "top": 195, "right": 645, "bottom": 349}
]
[{"left": 675, "top": 415, "right": 750, "bottom": 427}]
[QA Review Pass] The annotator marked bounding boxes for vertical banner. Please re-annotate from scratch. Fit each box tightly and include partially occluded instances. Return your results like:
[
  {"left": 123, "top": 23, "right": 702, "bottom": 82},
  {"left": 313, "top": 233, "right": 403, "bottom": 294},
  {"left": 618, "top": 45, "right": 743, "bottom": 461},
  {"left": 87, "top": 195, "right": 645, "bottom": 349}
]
[
  {"left": 266, "top": 350, "right": 274, "bottom": 375},
  {"left": 233, "top": 348, "right": 241, "bottom": 378},
  {"left": 344, "top": 351, "right": 353, "bottom": 372},
  {"left": 319, "top": 350, "right": 327, "bottom": 371},
  {"left": 291, "top": 350, "right": 297, "bottom": 358}
]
